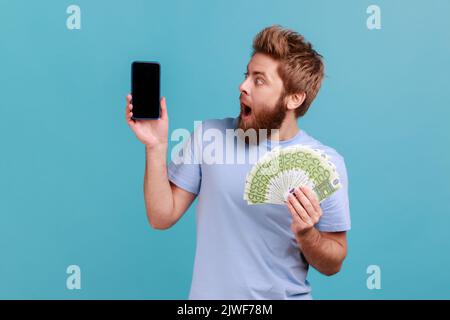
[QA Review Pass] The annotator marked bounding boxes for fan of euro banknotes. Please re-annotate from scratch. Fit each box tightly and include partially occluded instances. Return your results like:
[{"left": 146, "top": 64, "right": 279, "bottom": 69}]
[{"left": 243, "top": 145, "right": 341, "bottom": 205}]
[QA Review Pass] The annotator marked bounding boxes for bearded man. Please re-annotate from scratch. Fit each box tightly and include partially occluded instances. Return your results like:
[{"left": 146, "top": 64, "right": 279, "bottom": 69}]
[{"left": 125, "top": 25, "right": 351, "bottom": 300}]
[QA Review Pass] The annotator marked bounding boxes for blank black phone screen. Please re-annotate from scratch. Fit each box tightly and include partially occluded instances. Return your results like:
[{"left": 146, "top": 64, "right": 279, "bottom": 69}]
[{"left": 131, "top": 62, "right": 160, "bottom": 119}]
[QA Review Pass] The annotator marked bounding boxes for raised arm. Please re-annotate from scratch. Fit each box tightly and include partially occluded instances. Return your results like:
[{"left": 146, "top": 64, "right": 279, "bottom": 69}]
[{"left": 125, "top": 94, "right": 196, "bottom": 230}]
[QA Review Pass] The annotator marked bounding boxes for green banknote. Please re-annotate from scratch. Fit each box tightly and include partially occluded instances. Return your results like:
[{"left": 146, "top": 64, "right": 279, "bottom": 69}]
[{"left": 244, "top": 145, "right": 341, "bottom": 205}]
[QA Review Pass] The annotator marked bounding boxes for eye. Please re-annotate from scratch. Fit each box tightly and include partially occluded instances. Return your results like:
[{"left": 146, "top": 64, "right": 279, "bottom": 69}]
[
  {"left": 255, "top": 78, "right": 264, "bottom": 85},
  {"left": 244, "top": 72, "right": 249, "bottom": 79}
]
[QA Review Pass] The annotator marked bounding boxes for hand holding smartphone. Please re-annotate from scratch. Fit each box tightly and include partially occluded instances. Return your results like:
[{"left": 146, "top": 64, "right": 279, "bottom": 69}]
[{"left": 126, "top": 61, "right": 169, "bottom": 148}]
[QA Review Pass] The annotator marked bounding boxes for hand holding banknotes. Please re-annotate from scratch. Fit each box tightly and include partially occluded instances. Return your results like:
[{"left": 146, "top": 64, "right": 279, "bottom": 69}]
[{"left": 286, "top": 186, "right": 323, "bottom": 236}]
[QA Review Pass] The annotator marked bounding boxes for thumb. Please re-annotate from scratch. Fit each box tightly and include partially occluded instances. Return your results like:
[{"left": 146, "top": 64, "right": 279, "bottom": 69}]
[{"left": 160, "top": 96, "right": 168, "bottom": 120}]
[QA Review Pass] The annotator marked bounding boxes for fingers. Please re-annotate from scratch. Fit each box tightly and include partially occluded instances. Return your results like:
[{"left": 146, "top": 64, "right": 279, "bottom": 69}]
[
  {"left": 294, "top": 188, "right": 315, "bottom": 217},
  {"left": 286, "top": 201, "right": 309, "bottom": 228},
  {"left": 125, "top": 104, "right": 133, "bottom": 121},
  {"left": 125, "top": 94, "right": 135, "bottom": 128},
  {"left": 126, "top": 94, "right": 133, "bottom": 111},
  {"left": 294, "top": 187, "right": 321, "bottom": 222},
  {"left": 301, "top": 186, "right": 322, "bottom": 214},
  {"left": 286, "top": 186, "right": 323, "bottom": 230},
  {"left": 125, "top": 94, "right": 132, "bottom": 110},
  {"left": 287, "top": 194, "right": 313, "bottom": 226},
  {"left": 160, "top": 96, "right": 168, "bottom": 120}
]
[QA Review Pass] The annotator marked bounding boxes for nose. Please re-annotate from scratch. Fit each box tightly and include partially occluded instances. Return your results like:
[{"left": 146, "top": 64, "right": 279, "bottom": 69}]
[{"left": 239, "top": 77, "right": 250, "bottom": 96}]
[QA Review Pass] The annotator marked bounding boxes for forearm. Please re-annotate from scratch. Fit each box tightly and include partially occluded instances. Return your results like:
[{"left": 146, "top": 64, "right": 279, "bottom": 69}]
[
  {"left": 295, "top": 228, "right": 346, "bottom": 276},
  {"left": 143, "top": 144, "right": 174, "bottom": 228}
]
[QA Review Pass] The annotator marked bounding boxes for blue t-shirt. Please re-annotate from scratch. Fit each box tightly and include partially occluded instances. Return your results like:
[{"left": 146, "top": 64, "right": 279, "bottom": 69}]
[{"left": 167, "top": 117, "right": 351, "bottom": 299}]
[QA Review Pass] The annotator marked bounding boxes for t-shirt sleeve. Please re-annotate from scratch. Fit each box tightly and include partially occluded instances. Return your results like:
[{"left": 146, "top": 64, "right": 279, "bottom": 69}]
[
  {"left": 315, "top": 153, "right": 351, "bottom": 232},
  {"left": 167, "top": 123, "right": 202, "bottom": 195}
]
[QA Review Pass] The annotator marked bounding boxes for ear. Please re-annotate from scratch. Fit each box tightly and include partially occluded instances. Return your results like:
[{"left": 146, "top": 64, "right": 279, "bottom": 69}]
[{"left": 286, "top": 92, "right": 306, "bottom": 111}]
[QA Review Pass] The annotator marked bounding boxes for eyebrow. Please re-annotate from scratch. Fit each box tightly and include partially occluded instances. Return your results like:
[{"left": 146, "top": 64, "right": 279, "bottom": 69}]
[{"left": 246, "top": 65, "right": 271, "bottom": 81}]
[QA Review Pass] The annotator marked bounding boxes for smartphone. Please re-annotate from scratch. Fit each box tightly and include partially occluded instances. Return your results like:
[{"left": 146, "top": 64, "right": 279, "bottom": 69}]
[{"left": 131, "top": 61, "right": 160, "bottom": 119}]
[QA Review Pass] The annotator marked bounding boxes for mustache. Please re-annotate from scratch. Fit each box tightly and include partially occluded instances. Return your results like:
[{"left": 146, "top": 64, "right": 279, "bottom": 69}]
[{"left": 239, "top": 94, "right": 250, "bottom": 104}]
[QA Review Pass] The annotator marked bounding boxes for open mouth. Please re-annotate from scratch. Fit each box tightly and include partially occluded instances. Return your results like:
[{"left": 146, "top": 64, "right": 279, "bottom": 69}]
[{"left": 241, "top": 102, "right": 252, "bottom": 117}]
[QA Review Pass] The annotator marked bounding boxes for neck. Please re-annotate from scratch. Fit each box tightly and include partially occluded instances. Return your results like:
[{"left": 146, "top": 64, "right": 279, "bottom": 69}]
[{"left": 269, "top": 113, "right": 299, "bottom": 142}]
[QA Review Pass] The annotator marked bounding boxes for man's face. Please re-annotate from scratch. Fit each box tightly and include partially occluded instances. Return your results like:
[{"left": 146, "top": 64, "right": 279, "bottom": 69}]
[{"left": 237, "top": 53, "right": 287, "bottom": 136}]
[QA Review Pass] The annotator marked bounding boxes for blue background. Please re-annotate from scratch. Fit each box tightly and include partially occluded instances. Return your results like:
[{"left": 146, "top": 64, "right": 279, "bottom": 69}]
[{"left": 1, "top": 0, "right": 449, "bottom": 299}]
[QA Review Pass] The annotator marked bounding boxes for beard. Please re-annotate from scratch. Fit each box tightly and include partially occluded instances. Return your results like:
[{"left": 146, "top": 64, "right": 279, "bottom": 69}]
[{"left": 237, "top": 93, "right": 287, "bottom": 145}]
